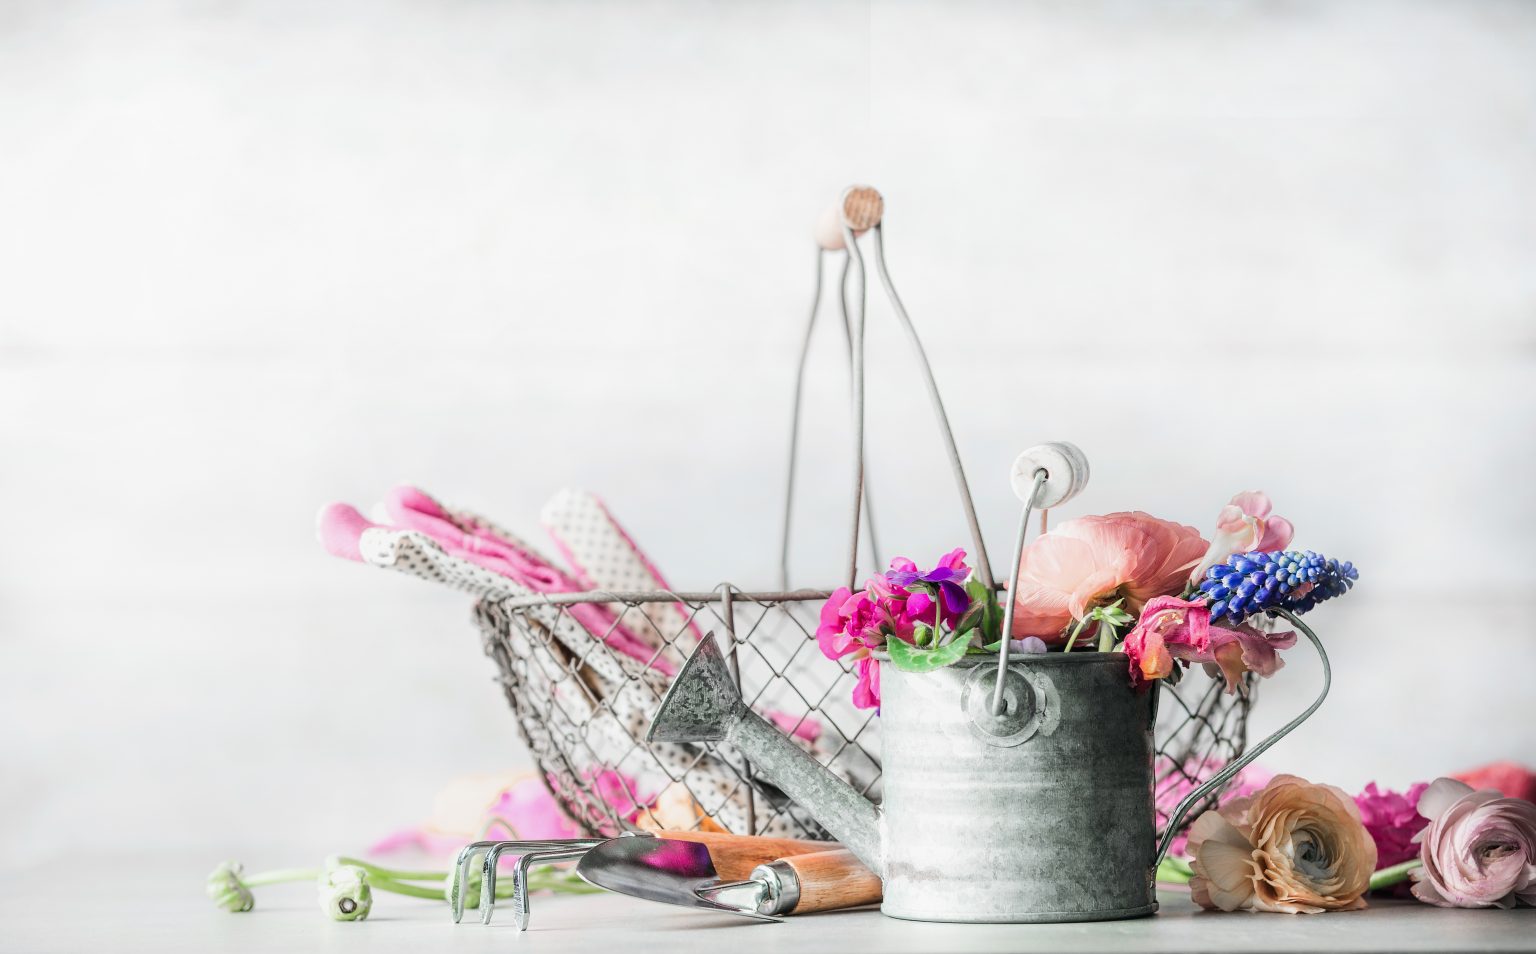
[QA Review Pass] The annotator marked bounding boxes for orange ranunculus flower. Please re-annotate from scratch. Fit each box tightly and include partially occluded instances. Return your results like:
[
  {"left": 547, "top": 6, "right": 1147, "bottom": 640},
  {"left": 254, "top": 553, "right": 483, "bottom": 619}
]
[{"left": 1188, "top": 774, "right": 1377, "bottom": 914}]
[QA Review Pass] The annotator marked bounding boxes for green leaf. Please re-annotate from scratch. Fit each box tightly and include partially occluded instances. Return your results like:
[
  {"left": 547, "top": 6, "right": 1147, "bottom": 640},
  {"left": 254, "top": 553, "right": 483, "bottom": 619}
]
[
  {"left": 962, "top": 578, "right": 1000, "bottom": 642},
  {"left": 887, "top": 629, "right": 977, "bottom": 673}
]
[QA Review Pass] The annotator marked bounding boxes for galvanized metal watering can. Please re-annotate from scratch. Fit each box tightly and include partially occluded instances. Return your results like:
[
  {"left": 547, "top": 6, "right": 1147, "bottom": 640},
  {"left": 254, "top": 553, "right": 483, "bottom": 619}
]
[{"left": 649, "top": 613, "right": 1330, "bottom": 923}]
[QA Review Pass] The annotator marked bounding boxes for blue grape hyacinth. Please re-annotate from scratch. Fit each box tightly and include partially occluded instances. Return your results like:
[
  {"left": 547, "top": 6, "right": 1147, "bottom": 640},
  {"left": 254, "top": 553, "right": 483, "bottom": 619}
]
[{"left": 1195, "top": 550, "right": 1358, "bottom": 625}]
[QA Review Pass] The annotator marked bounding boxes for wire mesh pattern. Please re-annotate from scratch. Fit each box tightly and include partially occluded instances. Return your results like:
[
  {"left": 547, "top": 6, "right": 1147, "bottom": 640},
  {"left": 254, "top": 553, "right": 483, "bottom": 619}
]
[
  {"left": 478, "top": 586, "right": 1253, "bottom": 845},
  {"left": 1154, "top": 669, "right": 1257, "bottom": 840}
]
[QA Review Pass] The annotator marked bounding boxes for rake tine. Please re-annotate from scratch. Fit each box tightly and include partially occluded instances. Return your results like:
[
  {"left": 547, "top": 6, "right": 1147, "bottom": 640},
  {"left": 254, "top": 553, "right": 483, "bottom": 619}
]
[
  {"left": 451, "top": 840, "right": 503, "bottom": 922},
  {"left": 475, "top": 839, "right": 605, "bottom": 926},
  {"left": 511, "top": 847, "right": 593, "bottom": 931}
]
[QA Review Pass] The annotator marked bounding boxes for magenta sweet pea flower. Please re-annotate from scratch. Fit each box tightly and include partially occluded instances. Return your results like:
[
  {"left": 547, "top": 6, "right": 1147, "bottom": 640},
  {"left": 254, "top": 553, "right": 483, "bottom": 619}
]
[
  {"left": 1356, "top": 781, "right": 1430, "bottom": 869},
  {"left": 816, "top": 550, "right": 976, "bottom": 710},
  {"left": 851, "top": 657, "right": 880, "bottom": 710}
]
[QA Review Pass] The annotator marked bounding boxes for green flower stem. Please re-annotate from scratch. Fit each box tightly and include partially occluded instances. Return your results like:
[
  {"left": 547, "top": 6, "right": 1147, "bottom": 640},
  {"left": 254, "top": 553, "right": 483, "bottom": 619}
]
[
  {"left": 230, "top": 855, "right": 599, "bottom": 914},
  {"left": 332, "top": 856, "right": 446, "bottom": 884},
  {"left": 365, "top": 874, "right": 449, "bottom": 901},
  {"left": 1155, "top": 856, "right": 1194, "bottom": 885},
  {"left": 243, "top": 868, "right": 320, "bottom": 887},
  {"left": 1096, "top": 620, "right": 1118, "bottom": 654},
  {"left": 1062, "top": 615, "right": 1091, "bottom": 653},
  {"left": 1368, "top": 859, "right": 1422, "bottom": 891}
]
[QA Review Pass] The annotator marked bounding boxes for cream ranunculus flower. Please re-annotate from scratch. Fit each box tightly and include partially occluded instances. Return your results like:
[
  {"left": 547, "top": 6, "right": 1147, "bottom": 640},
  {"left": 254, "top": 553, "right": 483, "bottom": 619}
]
[{"left": 1188, "top": 773, "right": 1377, "bottom": 914}]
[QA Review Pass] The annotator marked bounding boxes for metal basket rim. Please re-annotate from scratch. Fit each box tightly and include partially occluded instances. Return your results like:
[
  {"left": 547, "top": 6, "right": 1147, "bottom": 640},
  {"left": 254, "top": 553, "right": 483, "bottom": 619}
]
[{"left": 496, "top": 586, "right": 835, "bottom": 610}]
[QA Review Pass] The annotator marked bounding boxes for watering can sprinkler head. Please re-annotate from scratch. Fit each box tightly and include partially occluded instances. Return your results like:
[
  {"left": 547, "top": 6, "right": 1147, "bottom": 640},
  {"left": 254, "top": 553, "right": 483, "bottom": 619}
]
[{"left": 646, "top": 632, "right": 745, "bottom": 745}]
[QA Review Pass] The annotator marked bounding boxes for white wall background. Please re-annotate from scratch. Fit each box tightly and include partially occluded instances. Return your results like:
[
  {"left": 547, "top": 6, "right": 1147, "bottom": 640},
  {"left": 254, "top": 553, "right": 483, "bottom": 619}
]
[{"left": 2, "top": 0, "right": 1533, "bottom": 874}]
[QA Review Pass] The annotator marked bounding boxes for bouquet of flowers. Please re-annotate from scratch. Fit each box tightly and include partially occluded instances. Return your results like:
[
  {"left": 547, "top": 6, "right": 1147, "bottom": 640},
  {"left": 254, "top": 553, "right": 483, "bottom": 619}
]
[{"left": 817, "top": 491, "right": 1358, "bottom": 709}]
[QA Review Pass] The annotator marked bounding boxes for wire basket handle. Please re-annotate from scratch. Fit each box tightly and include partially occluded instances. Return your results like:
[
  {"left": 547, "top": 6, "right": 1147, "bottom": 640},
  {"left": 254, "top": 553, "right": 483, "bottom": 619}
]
[{"left": 780, "top": 186, "right": 996, "bottom": 592}]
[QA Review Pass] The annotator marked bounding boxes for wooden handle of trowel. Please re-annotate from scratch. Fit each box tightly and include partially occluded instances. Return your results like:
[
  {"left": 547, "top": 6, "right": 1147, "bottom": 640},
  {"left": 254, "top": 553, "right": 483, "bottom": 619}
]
[
  {"left": 771, "top": 848, "right": 883, "bottom": 914},
  {"left": 654, "top": 831, "right": 838, "bottom": 881}
]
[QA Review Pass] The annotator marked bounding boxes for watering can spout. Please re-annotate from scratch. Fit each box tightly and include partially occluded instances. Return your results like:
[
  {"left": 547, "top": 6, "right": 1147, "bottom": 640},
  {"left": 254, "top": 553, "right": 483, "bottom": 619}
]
[{"left": 647, "top": 635, "right": 885, "bottom": 877}]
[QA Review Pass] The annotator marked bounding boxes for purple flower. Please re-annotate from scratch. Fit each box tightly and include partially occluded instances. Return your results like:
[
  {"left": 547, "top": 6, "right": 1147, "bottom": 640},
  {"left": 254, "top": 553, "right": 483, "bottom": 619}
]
[
  {"left": 885, "top": 548, "right": 971, "bottom": 623},
  {"left": 1356, "top": 781, "right": 1430, "bottom": 869}
]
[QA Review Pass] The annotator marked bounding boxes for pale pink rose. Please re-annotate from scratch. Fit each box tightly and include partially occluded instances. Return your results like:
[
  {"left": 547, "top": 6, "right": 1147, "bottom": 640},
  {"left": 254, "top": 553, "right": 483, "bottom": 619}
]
[
  {"left": 1011, "top": 512, "right": 1207, "bottom": 642},
  {"left": 1189, "top": 774, "right": 1376, "bottom": 914},
  {"left": 1191, "top": 491, "right": 1295, "bottom": 583},
  {"left": 1411, "top": 777, "right": 1536, "bottom": 909}
]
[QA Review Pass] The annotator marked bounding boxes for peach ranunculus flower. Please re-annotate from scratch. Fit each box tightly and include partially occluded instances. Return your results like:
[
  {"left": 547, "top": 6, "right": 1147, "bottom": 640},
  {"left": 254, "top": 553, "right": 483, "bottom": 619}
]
[
  {"left": 1010, "top": 512, "right": 1207, "bottom": 642},
  {"left": 1188, "top": 774, "right": 1377, "bottom": 914},
  {"left": 1190, "top": 491, "right": 1295, "bottom": 583}
]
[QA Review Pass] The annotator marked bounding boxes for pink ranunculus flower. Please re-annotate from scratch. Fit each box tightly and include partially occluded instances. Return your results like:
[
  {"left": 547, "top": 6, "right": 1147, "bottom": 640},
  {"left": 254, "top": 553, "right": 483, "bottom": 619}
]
[
  {"left": 1010, "top": 512, "right": 1207, "bottom": 642},
  {"left": 1356, "top": 781, "right": 1430, "bottom": 869},
  {"left": 1121, "top": 595, "right": 1212, "bottom": 688},
  {"left": 1411, "top": 777, "right": 1536, "bottom": 908},
  {"left": 1191, "top": 491, "right": 1295, "bottom": 583}
]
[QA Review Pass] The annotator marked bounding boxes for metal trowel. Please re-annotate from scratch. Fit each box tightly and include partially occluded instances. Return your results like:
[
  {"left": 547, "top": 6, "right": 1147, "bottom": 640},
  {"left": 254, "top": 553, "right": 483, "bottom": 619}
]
[{"left": 576, "top": 835, "right": 881, "bottom": 922}]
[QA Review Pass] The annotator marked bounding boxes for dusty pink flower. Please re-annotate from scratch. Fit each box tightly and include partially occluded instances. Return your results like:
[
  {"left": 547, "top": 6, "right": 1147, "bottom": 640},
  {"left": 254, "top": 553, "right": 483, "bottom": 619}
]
[
  {"left": 1356, "top": 782, "right": 1430, "bottom": 869},
  {"left": 1122, "top": 595, "right": 1212, "bottom": 688},
  {"left": 1411, "top": 777, "right": 1536, "bottom": 908},
  {"left": 1203, "top": 623, "right": 1297, "bottom": 695},
  {"left": 1010, "top": 512, "right": 1207, "bottom": 642},
  {"left": 1122, "top": 597, "right": 1296, "bottom": 696},
  {"left": 1191, "top": 491, "right": 1294, "bottom": 583}
]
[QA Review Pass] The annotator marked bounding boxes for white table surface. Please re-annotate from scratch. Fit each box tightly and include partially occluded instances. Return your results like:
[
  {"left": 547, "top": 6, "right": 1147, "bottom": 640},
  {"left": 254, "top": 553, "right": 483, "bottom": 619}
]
[{"left": 4, "top": 862, "right": 1533, "bottom": 954}]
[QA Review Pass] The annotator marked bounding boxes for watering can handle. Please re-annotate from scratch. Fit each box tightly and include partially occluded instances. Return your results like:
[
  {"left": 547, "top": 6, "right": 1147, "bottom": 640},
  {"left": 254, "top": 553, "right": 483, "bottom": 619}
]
[{"left": 1151, "top": 607, "right": 1332, "bottom": 868}]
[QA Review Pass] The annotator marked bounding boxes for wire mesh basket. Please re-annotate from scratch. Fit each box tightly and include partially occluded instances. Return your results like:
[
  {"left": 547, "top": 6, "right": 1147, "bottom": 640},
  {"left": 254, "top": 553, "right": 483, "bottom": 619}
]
[
  {"left": 476, "top": 186, "right": 1258, "bottom": 845},
  {"left": 478, "top": 587, "right": 1255, "bottom": 842}
]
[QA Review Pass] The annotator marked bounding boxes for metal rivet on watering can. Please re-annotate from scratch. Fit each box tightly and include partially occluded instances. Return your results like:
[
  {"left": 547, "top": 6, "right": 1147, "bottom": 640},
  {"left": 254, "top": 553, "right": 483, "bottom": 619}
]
[{"left": 985, "top": 442, "right": 1090, "bottom": 724}]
